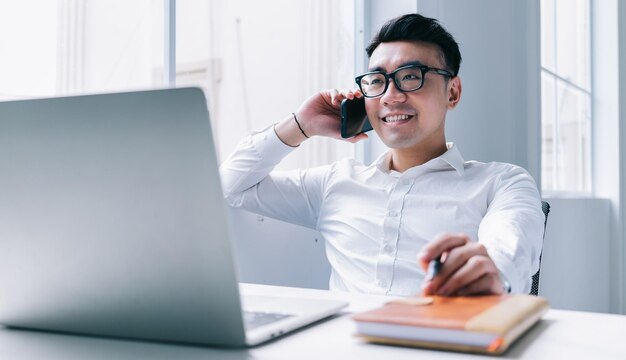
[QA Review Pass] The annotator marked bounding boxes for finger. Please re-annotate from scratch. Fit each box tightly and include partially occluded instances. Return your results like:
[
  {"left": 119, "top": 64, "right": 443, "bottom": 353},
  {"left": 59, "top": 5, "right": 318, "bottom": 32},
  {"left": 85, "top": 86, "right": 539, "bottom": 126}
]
[
  {"left": 436, "top": 242, "right": 488, "bottom": 280},
  {"left": 329, "top": 89, "right": 340, "bottom": 105},
  {"left": 331, "top": 89, "right": 353, "bottom": 105},
  {"left": 418, "top": 233, "right": 471, "bottom": 270},
  {"left": 342, "top": 90, "right": 356, "bottom": 100},
  {"left": 341, "top": 88, "right": 364, "bottom": 100},
  {"left": 429, "top": 243, "right": 491, "bottom": 294},
  {"left": 426, "top": 246, "right": 472, "bottom": 293},
  {"left": 454, "top": 273, "right": 503, "bottom": 296},
  {"left": 437, "top": 255, "right": 495, "bottom": 296},
  {"left": 333, "top": 88, "right": 363, "bottom": 105},
  {"left": 344, "top": 132, "right": 369, "bottom": 143},
  {"left": 422, "top": 233, "right": 472, "bottom": 260},
  {"left": 421, "top": 279, "right": 434, "bottom": 296}
]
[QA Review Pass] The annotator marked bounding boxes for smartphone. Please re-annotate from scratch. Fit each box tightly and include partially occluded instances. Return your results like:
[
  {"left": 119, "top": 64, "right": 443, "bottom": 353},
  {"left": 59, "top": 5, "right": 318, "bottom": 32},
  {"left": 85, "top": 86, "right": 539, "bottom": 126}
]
[{"left": 340, "top": 97, "right": 373, "bottom": 138}]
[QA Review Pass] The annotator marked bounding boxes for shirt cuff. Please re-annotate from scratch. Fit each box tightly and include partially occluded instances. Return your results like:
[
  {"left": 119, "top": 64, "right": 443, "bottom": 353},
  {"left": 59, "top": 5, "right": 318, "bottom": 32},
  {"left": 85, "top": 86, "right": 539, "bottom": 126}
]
[
  {"left": 250, "top": 125, "right": 297, "bottom": 161},
  {"left": 487, "top": 250, "right": 522, "bottom": 294}
]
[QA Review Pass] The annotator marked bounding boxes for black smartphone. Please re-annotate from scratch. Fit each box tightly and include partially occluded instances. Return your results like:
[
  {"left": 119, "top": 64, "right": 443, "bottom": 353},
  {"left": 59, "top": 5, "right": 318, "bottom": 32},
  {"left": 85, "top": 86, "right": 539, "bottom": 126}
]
[{"left": 340, "top": 97, "right": 373, "bottom": 138}]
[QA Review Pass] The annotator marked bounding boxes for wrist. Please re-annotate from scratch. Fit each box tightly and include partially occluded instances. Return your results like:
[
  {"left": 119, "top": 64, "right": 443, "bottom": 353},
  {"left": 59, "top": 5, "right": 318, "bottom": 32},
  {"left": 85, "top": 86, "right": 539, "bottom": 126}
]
[
  {"left": 292, "top": 112, "right": 309, "bottom": 139},
  {"left": 274, "top": 113, "right": 308, "bottom": 147}
]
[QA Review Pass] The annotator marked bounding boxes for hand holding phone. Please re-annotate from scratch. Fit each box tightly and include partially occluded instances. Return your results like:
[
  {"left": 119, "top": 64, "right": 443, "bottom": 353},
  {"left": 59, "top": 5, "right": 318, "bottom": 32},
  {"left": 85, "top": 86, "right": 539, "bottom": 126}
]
[{"left": 340, "top": 98, "right": 373, "bottom": 139}]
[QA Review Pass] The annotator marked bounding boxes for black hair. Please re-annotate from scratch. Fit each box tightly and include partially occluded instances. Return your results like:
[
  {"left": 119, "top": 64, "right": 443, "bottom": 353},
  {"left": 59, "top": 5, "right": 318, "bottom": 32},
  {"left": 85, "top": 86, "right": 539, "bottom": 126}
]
[{"left": 366, "top": 14, "right": 461, "bottom": 76}]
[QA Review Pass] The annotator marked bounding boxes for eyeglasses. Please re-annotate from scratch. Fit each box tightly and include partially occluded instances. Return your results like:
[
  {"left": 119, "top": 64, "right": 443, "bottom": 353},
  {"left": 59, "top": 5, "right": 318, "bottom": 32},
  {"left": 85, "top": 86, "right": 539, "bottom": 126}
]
[{"left": 355, "top": 64, "right": 454, "bottom": 98}]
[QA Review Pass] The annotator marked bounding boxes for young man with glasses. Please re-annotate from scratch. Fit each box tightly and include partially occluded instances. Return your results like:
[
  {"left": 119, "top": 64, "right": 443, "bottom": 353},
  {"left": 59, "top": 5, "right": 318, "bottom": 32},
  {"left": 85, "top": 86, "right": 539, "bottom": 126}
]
[{"left": 220, "top": 14, "right": 544, "bottom": 297}]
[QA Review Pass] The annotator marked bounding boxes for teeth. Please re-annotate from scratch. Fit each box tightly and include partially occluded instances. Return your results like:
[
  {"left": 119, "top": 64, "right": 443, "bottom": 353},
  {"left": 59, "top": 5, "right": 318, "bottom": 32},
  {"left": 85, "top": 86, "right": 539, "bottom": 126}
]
[{"left": 385, "top": 114, "right": 410, "bottom": 122}]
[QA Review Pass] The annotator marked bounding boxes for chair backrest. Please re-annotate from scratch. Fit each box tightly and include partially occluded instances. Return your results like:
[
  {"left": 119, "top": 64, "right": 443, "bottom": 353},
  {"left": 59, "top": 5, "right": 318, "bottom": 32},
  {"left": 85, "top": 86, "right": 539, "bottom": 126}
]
[{"left": 530, "top": 201, "right": 550, "bottom": 295}]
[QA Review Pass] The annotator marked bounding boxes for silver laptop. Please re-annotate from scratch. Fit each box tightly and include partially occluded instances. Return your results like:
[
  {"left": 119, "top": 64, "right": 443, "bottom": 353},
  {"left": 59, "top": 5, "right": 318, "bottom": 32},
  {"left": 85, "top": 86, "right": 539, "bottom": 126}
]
[{"left": 0, "top": 88, "right": 347, "bottom": 346}]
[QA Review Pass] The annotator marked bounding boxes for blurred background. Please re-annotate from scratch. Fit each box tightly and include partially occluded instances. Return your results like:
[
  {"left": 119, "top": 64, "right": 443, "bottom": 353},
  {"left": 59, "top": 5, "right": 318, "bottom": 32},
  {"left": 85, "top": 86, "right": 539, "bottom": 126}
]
[{"left": 1, "top": 0, "right": 624, "bottom": 315}]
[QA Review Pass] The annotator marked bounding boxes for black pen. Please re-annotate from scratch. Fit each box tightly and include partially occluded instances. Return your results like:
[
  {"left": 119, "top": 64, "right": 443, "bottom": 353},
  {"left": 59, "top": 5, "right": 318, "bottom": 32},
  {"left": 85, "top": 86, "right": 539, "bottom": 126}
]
[{"left": 425, "top": 256, "right": 442, "bottom": 281}]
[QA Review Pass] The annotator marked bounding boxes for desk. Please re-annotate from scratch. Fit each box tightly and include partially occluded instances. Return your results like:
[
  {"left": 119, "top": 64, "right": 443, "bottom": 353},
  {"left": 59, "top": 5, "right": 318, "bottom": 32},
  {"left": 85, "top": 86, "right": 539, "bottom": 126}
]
[{"left": 1, "top": 284, "right": 625, "bottom": 359}]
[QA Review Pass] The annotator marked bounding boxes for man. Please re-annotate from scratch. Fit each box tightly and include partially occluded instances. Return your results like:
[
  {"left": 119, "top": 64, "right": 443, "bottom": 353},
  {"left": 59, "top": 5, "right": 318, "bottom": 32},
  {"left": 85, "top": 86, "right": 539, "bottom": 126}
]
[{"left": 219, "top": 14, "right": 544, "bottom": 297}]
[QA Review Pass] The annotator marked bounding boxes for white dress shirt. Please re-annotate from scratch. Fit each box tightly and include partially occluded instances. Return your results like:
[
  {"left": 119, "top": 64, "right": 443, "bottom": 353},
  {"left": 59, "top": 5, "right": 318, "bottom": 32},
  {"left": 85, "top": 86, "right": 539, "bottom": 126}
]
[{"left": 219, "top": 127, "right": 544, "bottom": 296}]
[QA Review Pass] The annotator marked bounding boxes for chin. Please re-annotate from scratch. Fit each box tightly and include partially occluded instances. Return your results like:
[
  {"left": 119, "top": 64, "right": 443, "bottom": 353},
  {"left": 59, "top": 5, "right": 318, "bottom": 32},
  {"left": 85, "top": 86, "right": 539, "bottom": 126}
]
[{"left": 379, "top": 135, "right": 420, "bottom": 150}]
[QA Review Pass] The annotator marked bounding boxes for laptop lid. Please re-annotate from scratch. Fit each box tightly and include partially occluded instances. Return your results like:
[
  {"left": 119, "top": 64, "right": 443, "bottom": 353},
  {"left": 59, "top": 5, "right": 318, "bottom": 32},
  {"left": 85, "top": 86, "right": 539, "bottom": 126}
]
[{"left": 0, "top": 88, "right": 250, "bottom": 345}]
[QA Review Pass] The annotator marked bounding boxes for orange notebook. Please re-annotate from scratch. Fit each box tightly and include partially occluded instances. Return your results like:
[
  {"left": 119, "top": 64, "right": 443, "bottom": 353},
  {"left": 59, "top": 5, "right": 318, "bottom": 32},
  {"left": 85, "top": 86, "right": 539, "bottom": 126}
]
[{"left": 352, "top": 295, "right": 549, "bottom": 355}]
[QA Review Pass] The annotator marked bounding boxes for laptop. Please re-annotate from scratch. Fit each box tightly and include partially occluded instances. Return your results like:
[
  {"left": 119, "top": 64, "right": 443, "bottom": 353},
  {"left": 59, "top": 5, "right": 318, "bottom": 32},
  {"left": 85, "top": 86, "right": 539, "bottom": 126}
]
[{"left": 0, "top": 88, "right": 347, "bottom": 346}]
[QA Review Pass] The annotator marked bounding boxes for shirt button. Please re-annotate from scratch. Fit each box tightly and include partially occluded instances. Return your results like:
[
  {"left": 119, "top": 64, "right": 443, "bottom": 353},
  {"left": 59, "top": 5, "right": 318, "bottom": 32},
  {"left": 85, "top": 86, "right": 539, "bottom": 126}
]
[
  {"left": 387, "top": 210, "right": 398, "bottom": 217},
  {"left": 383, "top": 245, "right": 393, "bottom": 254},
  {"left": 377, "top": 280, "right": 387, "bottom": 288}
]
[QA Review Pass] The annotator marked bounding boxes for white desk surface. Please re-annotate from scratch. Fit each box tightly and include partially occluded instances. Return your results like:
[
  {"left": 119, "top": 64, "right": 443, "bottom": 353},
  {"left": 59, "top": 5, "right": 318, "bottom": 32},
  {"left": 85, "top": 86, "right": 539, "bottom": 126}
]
[{"left": 1, "top": 283, "right": 625, "bottom": 360}]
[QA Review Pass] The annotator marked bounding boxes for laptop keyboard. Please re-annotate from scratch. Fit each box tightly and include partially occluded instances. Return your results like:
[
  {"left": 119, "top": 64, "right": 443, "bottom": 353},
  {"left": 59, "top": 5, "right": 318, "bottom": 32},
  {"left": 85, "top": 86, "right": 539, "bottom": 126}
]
[{"left": 243, "top": 311, "right": 294, "bottom": 330}]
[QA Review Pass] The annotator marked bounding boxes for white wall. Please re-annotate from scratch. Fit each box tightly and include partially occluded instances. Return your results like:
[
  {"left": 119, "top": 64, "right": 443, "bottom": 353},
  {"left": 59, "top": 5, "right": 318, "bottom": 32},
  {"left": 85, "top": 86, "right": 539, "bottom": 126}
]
[
  {"left": 230, "top": 209, "right": 330, "bottom": 289},
  {"left": 618, "top": 0, "right": 626, "bottom": 314},
  {"left": 368, "top": 0, "right": 540, "bottom": 178},
  {"left": 540, "top": 198, "right": 611, "bottom": 312}
]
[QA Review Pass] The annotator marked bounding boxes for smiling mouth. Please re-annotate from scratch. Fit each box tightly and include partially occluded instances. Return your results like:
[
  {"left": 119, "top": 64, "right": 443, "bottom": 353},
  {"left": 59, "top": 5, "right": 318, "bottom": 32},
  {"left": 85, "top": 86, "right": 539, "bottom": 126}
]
[{"left": 383, "top": 114, "right": 413, "bottom": 123}]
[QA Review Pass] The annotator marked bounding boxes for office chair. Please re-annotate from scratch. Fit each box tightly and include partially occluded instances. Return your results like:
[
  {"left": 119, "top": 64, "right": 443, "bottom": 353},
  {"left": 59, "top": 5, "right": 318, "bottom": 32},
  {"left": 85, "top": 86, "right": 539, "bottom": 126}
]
[{"left": 529, "top": 201, "right": 550, "bottom": 296}]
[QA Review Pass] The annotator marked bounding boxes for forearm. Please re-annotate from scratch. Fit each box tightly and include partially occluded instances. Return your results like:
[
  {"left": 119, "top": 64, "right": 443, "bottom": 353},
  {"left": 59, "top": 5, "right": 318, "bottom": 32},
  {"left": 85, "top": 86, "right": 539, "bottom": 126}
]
[
  {"left": 219, "top": 124, "right": 295, "bottom": 201},
  {"left": 219, "top": 123, "right": 327, "bottom": 229},
  {"left": 480, "top": 208, "right": 544, "bottom": 294},
  {"left": 220, "top": 88, "right": 360, "bottom": 220},
  {"left": 478, "top": 169, "right": 544, "bottom": 294}
]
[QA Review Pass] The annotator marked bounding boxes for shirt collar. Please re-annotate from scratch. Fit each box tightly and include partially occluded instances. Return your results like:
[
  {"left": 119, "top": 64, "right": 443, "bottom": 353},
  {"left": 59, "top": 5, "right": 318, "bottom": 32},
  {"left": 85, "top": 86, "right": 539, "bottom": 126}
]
[
  {"left": 374, "top": 142, "right": 465, "bottom": 177},
  {"left": 439, "top": 142, "right": 465, "bottom": 176}
]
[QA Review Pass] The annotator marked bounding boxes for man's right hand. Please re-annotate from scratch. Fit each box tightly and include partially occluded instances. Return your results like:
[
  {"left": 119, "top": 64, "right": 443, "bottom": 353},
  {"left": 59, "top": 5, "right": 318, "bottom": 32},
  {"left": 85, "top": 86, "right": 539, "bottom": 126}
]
[{"left": 274, "top": 89, "right": 369, "bottom": 147}]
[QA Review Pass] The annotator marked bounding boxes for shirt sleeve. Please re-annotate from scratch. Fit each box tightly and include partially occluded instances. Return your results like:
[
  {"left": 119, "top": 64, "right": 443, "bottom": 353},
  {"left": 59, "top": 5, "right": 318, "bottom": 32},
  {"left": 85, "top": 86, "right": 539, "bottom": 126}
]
[
  {"left": 478, "top": 165, "right": 545, "bottom": 294},
  {"left": 218, "top": 126, "right": 330, "bottom": 230}
]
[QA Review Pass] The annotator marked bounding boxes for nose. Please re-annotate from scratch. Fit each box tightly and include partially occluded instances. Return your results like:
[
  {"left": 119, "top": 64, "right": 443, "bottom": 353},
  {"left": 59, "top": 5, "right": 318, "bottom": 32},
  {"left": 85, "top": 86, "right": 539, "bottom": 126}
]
[{"left": 380, "top": 79, "right": 407, "bottom": 105}]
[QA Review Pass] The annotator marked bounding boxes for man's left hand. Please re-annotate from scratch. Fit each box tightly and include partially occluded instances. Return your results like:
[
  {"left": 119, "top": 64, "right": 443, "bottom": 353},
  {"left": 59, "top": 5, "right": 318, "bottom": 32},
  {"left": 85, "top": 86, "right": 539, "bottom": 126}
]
[{"left": 418, "top": 233, "right": 504, "bottom": 296}]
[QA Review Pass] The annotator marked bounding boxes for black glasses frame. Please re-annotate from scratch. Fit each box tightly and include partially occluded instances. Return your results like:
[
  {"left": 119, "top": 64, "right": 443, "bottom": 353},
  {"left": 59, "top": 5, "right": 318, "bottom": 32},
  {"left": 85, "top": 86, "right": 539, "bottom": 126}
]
[{"left": 355, "top": 64, "right": 454, "bottom": 98}]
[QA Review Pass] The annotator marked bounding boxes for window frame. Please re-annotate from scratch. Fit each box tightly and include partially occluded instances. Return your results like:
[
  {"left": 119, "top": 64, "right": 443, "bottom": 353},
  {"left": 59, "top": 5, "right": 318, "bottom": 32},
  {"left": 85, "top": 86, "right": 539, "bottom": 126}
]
[{"left": 540, "top": 0, "right": 593, "bottom": 195}]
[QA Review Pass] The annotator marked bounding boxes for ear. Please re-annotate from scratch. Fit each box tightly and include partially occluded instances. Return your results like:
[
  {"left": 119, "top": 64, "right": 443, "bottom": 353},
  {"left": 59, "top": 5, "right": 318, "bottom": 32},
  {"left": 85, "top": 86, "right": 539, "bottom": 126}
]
[{"left": 446, "top": 76, "right": 462, "bottom": 109}]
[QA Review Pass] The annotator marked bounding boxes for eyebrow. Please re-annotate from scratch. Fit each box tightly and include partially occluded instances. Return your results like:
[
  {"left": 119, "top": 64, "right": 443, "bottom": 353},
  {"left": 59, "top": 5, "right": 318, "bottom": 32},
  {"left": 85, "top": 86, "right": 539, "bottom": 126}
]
[{"left": 368, "top": 60, "right": 425, "bottom": 72}]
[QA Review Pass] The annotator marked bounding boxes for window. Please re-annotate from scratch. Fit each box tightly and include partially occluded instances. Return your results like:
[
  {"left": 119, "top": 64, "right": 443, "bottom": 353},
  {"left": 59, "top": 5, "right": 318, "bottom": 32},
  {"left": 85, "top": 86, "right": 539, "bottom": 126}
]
[
  {"left": 0, "top": 0, "right": 357, "bottom": 169},
  {"left": 540, "top": 0, "right": 592, "bottom": 193},
  {"left": 0, "top": 0, "right": 165, "bottom": 98},
  {"left": 175, "top": 0, "right": 357, "bottom": 167},
  {"left": 0, "top": 1, "right": 61, "bottom": 100}
]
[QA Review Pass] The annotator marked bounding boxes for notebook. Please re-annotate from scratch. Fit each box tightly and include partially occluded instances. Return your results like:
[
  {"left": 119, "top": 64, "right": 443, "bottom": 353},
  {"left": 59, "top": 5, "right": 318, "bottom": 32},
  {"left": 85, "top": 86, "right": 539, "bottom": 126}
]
[
  {"left": 0, "top": 87, "right": 347, "bottom": 346},
  {"left": 353, "top": 294, "right": 549, "bottom": 354}
]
